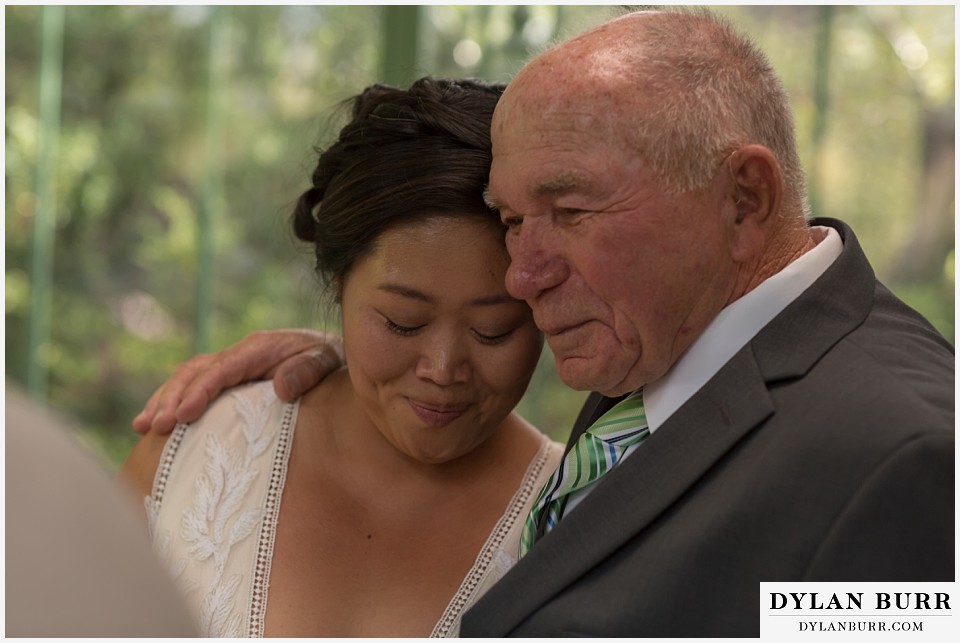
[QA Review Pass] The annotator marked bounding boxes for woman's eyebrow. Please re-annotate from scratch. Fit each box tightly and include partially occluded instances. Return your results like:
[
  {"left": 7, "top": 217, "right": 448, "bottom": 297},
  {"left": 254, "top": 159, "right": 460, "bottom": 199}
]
[
  {"left": 378, "top": 283, "right": 434, "bottom": 303},
  {"left": 470, "top": 294, "right": 520, "bottom": 307},
  {"left": 377, "top": 283, "right": 518, "bottom": 307}
]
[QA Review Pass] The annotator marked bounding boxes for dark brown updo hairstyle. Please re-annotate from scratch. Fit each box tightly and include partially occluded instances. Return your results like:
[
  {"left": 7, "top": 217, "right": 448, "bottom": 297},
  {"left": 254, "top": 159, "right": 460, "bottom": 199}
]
[{"left": 291, "top": 76, "right": 505, "bottom": 300}]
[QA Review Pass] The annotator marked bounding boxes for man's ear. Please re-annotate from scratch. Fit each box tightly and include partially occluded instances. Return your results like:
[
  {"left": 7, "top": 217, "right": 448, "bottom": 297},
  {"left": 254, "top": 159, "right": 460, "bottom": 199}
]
[{"left": 724, "top": 144, "right": 783, "bottom": 262}]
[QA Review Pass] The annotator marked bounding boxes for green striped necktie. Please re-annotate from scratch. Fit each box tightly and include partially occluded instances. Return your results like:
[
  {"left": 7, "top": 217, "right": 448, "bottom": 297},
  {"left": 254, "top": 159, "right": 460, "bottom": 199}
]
[{"left": 520, "top": 389, "right": 650, "bottom": 557}]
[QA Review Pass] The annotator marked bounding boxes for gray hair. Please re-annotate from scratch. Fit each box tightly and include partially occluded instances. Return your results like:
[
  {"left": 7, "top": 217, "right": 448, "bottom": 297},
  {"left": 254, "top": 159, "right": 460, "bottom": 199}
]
[{"left": 616, "top": 9, "right": 809, "bottom": 213}]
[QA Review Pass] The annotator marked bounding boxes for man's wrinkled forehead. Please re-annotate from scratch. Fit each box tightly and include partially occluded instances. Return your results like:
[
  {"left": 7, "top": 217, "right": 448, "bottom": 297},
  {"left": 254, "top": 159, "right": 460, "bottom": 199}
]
[
  {"left": 492, "top": 81, "right": 625, "bottom": 154},
  {"left": 493, "top": 57, "right": 640, "bottom": 152}
]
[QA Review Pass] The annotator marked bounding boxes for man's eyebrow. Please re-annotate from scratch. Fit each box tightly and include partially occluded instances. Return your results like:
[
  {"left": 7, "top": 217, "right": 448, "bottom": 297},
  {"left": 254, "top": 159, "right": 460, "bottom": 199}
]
[
  {"left": 378, "top": 284, "right": 519, "bottom": 307},
  {"left": 483, "top": 171, "right": 588, "bottom": 211},
  {"left": 531, "top": 171, "right": 586, "bottom": 196},
  {"left": 482, "top": 186, "right": 501, "bottom": 211}
]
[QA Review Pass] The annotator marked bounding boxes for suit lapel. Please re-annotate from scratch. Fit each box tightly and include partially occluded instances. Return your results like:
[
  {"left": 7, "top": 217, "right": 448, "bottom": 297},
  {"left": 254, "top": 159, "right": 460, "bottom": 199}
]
[{"left": 468, "top": 347, "right": 775, "bottom": 634}]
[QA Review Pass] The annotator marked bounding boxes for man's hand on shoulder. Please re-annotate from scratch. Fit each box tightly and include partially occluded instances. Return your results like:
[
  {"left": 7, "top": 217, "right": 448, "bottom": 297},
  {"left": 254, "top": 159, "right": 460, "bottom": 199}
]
[{"left": 132, "top": 329, "right": 344, "bottom": 434}]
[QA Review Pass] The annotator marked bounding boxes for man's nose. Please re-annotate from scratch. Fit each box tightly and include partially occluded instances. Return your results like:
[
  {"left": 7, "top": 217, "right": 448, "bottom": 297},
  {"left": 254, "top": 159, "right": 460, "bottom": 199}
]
[{"left": 505, "top": 221, "right": 569, "bottom": 301}]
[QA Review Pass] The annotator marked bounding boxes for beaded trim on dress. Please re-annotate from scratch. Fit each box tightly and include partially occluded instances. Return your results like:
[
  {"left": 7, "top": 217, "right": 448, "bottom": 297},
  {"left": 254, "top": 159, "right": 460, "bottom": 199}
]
[
  {"left": 429, "top": 435, "right": 557, "bottom": 638},
  {"left": 248, "top": 400, "right": 296, "bottom": 636}
]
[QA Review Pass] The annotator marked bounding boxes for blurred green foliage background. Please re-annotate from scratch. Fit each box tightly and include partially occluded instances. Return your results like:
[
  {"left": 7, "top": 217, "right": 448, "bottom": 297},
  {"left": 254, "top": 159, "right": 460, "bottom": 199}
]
[{"left": 5, "top": 5, "right": 954, "bottom": 468}]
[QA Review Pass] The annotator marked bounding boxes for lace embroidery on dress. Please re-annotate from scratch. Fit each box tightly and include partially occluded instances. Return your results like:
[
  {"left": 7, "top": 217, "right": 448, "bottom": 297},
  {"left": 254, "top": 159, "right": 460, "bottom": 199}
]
[
  {"left": 428, "top": 436, "right": 556, "bottom": 638},
  {"left": 147, "top": 385, "right": 295, "bottom": 638}
]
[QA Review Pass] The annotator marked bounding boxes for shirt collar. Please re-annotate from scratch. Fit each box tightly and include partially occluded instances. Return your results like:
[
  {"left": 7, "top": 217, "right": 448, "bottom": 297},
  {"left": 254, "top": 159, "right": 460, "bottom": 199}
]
[{"left": 643, "top": 225, "right": 843, "bottom": 433}]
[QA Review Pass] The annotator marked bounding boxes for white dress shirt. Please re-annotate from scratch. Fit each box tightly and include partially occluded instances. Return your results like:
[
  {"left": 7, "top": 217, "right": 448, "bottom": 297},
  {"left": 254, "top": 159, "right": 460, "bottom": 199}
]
[{"left": 644, "top": 225, "right": 842, "bottom": 433}]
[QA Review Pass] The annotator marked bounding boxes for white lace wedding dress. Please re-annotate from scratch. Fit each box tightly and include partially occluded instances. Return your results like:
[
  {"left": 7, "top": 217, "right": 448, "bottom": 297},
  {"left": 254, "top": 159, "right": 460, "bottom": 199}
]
[{"left": 144, "top": 381, "right": 562, "bottom": 637}]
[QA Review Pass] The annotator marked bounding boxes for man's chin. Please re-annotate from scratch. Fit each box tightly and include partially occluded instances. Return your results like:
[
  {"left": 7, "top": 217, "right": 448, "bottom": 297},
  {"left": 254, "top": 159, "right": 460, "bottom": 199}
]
[
  {"left": 555, "top": 355, "right": 628, "bottom": 395},
  {"left": 555, "top": 353, "right": 652, "bottom": 396}
]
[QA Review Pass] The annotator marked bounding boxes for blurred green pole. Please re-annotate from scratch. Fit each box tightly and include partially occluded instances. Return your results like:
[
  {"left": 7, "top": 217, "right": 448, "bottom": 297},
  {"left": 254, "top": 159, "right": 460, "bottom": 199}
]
[
  {"left": 808, "top": 5, "right": 834, "bottom": 216},
  {"left": 381, "top": 5, "right": 421, "bottom": 87},
  {"left": 196, "top": 6, "right": 228, "bottom": 353},
  {"left": 26, "top": 5, "right": 65, "bottom": 400}
]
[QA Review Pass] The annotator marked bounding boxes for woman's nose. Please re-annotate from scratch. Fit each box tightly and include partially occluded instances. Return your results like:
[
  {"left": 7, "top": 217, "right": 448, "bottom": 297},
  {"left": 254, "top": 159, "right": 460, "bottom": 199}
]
[{"left": 415, "top": 341, "right": 471, "bottom": 386}]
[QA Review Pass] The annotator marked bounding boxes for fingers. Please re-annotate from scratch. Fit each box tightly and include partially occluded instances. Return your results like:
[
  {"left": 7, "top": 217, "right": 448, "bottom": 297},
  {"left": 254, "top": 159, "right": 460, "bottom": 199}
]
[
  {"left": 131, "top": 354, "right": 216, "bottom": 435},
  {"left": 272, "top": 343, "right": 345, "bottom": 401},
  {"left": 131, "top": 329, "right": 341, "bottom": 434},
  {"left": 172, "top": 345, "right": 262, "bottom": 423},
  {"left": 131, "top": 387, "right": 165, "bottom": 434}
]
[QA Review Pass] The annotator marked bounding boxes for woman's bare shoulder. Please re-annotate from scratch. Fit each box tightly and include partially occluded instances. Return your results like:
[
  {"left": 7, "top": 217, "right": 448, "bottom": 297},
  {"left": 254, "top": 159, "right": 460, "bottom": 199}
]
[{"left": 117, "top": 430, "right": 171, "bottom": 500}]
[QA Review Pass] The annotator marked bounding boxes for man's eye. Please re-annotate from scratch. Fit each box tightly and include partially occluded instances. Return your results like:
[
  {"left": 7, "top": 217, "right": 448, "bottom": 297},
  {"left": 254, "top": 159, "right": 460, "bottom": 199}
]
[{"left": 502, "top": 216, "right": 523, "bottom": 229}]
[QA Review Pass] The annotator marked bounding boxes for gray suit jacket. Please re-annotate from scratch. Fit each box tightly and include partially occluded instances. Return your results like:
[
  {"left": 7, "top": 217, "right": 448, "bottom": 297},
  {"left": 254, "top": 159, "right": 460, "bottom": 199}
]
[{"left": 461, "top": 218, "right": 954, "bottom": 637}]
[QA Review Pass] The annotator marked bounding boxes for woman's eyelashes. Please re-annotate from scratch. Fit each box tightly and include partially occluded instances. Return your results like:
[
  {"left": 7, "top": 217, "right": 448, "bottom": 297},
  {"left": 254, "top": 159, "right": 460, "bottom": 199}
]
[
  {"left": 381, "top": 314, "right": 516, "bottom": 345},
  {"left": 383, "top": 317, "right": 424, "bottom": 336},
  {"left": 471, "top": 328, "right": 515, "bottom": 345}
]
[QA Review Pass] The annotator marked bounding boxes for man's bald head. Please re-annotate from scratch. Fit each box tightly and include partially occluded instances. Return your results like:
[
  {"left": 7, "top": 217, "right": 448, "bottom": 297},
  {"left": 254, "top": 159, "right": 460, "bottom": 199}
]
[{"left": 495, "top": 9, "right": 808, "bottom": 214}]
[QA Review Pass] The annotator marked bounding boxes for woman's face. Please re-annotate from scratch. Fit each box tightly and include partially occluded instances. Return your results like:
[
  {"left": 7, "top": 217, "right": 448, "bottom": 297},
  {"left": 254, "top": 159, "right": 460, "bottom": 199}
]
[{"left": 340, "top": 215, "right": 543, "bottom": 464}]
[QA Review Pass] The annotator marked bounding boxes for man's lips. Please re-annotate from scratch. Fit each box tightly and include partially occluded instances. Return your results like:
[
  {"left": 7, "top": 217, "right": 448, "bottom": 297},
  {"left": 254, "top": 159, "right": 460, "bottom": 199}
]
[
  {"left": 406, "top": 399, "right": 470, "bottom": 428},
  {"left": 540, "top": 320, "right": 591, "bottom": 337}
]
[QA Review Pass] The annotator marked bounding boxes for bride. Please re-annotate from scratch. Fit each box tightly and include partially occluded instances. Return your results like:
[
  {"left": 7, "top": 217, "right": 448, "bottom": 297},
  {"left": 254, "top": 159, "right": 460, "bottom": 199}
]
[{"left": 119, "top": 77, "right": 562, "bottom": 637}]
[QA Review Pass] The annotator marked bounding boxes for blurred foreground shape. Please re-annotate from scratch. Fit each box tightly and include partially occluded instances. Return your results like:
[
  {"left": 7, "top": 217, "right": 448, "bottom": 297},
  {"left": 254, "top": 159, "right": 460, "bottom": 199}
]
[{"left": 5, "top": 386, "right": 197, "bottom": 637}]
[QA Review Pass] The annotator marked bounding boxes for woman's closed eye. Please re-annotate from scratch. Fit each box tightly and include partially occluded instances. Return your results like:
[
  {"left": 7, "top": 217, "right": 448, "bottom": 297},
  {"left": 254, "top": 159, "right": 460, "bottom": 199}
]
[
  {"left": 472, "top": 327, "right": 516, "bottom": 345},
  {"left": 383, "top": 317, "right": 425, "bottom": 336},
  {"left": 383, "top": 313, "right": 518, "bottom": 346}
]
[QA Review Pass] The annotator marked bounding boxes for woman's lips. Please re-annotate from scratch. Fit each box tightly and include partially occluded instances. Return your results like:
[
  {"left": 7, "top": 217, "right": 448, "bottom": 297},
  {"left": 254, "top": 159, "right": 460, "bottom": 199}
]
[{"left": 406, "top": 399, "right": 469, "bottom": 428}]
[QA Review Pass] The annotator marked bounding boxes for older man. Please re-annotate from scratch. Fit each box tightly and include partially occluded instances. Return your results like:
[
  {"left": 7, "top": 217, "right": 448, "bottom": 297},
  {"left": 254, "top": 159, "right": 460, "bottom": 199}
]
[{"left": 135, "top": 9, "right": 953, "bottom": 637}]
